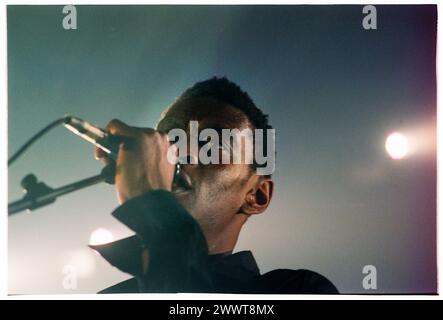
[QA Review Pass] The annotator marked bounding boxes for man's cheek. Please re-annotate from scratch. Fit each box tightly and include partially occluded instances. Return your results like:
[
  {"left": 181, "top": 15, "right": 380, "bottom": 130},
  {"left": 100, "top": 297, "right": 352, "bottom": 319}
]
[{"left": 211, "top": 166, "right": 245, "bottom": 185}]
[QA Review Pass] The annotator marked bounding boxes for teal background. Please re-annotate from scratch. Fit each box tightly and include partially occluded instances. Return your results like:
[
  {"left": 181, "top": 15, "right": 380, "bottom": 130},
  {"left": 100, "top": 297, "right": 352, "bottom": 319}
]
[{"left": 8, "top": 5, "right": 437, "bottom": 293}]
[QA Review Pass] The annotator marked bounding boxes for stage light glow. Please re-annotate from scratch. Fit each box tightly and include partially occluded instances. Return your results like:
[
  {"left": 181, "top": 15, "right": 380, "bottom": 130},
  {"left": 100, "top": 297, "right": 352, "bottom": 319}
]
[
  {"left": 385, "top": 132, "right": 409, "bottom": 160},
  {"left": 89, "top": 228, "right": 114, "bottom": 246}
]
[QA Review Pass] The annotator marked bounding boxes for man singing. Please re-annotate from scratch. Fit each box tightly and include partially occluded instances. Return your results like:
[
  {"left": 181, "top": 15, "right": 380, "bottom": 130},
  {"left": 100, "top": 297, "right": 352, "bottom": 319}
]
[{"left": 91, "top": 77, "right": 338, "bottom": 294}]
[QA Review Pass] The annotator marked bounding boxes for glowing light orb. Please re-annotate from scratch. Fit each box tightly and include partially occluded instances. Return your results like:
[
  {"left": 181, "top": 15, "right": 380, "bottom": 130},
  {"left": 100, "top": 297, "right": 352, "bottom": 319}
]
[
  {"left": 385, "top": 132, "right": 409, "bottom": 160},
  {"left": 89, "top": 228, "right": 114, "bottom": 246}
]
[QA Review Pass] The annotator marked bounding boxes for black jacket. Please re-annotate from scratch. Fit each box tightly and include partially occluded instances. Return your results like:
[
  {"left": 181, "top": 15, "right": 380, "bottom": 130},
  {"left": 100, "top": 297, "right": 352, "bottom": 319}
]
[{"left": 91, "top": 190, "right": 338, "bottom": 294}]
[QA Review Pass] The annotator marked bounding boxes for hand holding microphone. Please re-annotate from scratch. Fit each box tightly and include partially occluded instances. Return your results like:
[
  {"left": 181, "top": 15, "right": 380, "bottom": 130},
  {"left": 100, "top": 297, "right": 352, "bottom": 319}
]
[
  {"left": 63, "top": 116, "right": 124, "bottom": 161},
  {"left": 65, "top": 117, "right": 180, "bottom": 277},
  {"left": 8, "top": 115, "right": 176, "bottom": 215},
  {"left": 67, "top": 117, "right": 177, "bottom": 204}
]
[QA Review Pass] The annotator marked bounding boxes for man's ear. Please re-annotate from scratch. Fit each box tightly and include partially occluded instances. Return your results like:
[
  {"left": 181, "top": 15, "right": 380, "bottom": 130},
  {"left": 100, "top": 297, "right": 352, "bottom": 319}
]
[{"left": 240, "top": 178, "right": 274, "bottom": 216}]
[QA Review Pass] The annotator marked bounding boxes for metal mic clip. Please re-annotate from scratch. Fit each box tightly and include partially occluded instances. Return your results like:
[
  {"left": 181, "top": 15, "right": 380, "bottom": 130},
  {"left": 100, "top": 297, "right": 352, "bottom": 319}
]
[{"left": 63, "top": 115, "right": 121, "bottom": 161}]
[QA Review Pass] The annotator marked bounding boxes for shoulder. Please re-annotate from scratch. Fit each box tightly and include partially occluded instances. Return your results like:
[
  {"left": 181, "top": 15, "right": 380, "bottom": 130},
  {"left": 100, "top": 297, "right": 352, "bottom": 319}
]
[{"left": 256, "top": 269, "right": 339, "bottom": 294}]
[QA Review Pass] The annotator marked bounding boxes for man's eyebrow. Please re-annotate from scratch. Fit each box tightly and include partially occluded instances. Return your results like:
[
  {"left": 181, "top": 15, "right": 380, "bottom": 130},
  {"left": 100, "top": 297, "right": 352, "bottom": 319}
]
[{"left": 198, "top": 127, "right": 225, "bottom": 135}]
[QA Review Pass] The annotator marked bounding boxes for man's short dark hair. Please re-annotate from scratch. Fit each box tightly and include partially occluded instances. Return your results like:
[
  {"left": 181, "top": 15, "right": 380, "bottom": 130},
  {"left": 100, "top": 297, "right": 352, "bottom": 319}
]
[
  {"left": 179, "top": 76, "right": 272, "bottom": 132},
  {"left": 179, "top": 76, "right": 273, "bottom": 175}
]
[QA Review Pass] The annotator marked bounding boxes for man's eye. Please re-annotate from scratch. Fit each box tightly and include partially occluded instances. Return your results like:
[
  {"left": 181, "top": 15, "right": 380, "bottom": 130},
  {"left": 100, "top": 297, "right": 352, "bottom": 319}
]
[
  {"left": 198, "top": 141, "right": 230, "bottom": 153},
  {"left": 219, "top": 142, "right": 231, "bottom": 152}
]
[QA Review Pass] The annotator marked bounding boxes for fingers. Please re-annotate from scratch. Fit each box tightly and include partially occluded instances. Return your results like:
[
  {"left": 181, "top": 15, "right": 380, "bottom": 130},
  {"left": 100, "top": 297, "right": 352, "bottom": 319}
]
[
  {"left": 95, "top": 119, "right": 139, "bottom": 163},
  {"left": 106, "top": 119, "right": 140, "bottom": 138},
  {"left": 94, "top": 119, "right": 167, "bottom": 164},
  {"left": 93, "top": 118, "right": 177, "bottom": 201},
  {"left": 94, "top": 146, "right": 112, "bottom": 165},
  {"left": 94, "top": 119, "right": 172, "bottom": 164}
]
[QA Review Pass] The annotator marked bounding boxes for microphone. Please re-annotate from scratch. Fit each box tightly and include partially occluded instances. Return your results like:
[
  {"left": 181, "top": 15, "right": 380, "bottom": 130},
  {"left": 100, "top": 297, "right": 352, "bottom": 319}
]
[
  {"left": 63, "top": 115, "right": 122, "bottom": 161},
  {"left": 63, "top": 115, "right": 182, "bottom": 189}
]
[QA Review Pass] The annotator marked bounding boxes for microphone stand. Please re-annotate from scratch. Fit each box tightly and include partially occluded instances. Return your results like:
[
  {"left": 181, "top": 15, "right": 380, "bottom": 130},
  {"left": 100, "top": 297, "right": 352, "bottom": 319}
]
[{"left": 8, "top": 164, "right": 115, "bottom": 216}]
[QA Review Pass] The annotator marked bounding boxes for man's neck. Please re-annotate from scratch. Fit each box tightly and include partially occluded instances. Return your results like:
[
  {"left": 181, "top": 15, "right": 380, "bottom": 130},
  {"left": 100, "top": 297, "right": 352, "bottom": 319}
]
[{"left": 205, "top": 227, "right": 242, "bottom": 255}]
